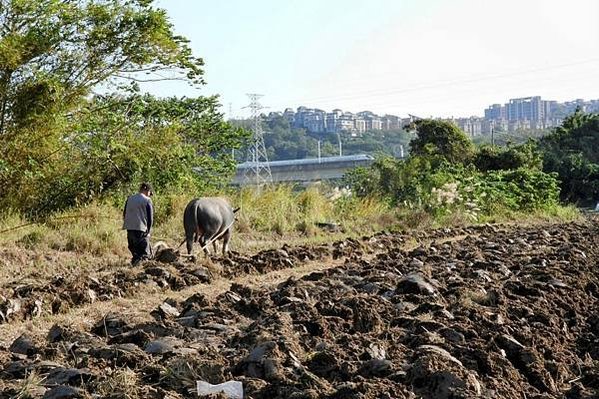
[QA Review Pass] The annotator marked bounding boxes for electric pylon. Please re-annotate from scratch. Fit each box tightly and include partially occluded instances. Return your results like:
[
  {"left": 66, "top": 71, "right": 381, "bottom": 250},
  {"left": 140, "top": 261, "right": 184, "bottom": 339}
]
[{"left": 243, "top": 94, "right": 272, "bottom": 187}]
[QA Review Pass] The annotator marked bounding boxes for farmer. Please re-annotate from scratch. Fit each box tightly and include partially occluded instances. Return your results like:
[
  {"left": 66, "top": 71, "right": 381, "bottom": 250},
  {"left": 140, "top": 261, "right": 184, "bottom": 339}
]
[{"left": 123, "top": 182, "right": 154, "bottom": 265}]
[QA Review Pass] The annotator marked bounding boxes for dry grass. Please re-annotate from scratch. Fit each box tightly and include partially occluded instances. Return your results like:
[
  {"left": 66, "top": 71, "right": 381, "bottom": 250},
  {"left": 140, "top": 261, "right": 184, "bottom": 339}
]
[
  {"left": 94, "top": 367, "right": 142, "bottom": 399},
  {"left": 12, "top": 370, "right": 46, "bottom": 399},
  {"left": 0, "top": 185, "right": 396, "bottom": 262}
]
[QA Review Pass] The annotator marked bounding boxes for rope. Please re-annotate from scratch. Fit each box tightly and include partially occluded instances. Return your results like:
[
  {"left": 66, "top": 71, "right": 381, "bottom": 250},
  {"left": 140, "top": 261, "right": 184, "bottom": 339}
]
[{"left": 176, "top": 218, "right": 237, "bottom": 256}]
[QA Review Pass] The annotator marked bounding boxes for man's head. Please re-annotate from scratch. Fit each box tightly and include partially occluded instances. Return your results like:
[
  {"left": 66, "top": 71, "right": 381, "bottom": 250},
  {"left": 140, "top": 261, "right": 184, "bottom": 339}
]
[{"left": 139, "top": 182, "right": 153, "bottom": 197}]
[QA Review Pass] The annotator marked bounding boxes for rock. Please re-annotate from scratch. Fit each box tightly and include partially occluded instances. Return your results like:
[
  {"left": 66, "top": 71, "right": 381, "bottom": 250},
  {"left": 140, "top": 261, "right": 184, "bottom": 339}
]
[
  {"left": 9, "top": 334, "right": 38, "bottom": 357},
  {"left": 108, "top": 329, "right": 152, "bottom": 346},
  {"left": 47, "top": 325, "right": 69, "bottom": 343},
  {"left": 495, "top": 334, "right": 525, "bottom": 357},
  {"left": 144, "top": 337, "right": 184, "bottom": 355},
  {"left": 189, "top": 267, "right": 212, "bottom": 283},
  {"left": 396, "top": 273, "right": 437, "bottom": 296},
  {"left": 440, "top": 328, "right": 466, "bottom": 344},
  {"left": 152, "top": 302, "right": 180, "bottom": 319},
  {"left": 45, "top": 367, "right": 93, "bottom": 385},
  {"left": 358, "top": 359, "right": 393, "bottom": 377},
  {"left": 155, "top": 247, "right": 179, "bottom": 263},
  {"left": 42, "top": 385, "right": 83, "bottom": 399},
  {"left": 92, "top": 313, "right": 130, "bottom": 337},
  {"left": 366, "top": 343, "right": 386, "bottom": 360},
  {"left": 3, "top": 359, "right": 31, "bottom": 378},
  {"left": 408, "top": 345, "right": 482, "bottom": 398}
]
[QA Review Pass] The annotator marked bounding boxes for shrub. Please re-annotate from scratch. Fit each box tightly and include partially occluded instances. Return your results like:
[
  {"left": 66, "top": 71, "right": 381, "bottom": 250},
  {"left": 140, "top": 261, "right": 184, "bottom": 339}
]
[{"left": 474, "top": 141, "right": 543, "bottom": 172}]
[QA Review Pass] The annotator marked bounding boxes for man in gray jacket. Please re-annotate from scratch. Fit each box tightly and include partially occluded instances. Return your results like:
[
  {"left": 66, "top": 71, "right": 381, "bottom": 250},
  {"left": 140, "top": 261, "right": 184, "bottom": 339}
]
[{"left": 123, "top": 182, "right": 154, "bottom": 265}]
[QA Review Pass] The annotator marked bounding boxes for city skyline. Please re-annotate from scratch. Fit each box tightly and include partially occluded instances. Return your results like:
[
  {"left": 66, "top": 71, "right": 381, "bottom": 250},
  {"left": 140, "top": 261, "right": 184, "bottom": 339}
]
[
  {"left": 142, "top": 0, "right": 599, "bottom": 119},
  {"left": 265, "top": 95, "right": 599, "bottom": 136}
]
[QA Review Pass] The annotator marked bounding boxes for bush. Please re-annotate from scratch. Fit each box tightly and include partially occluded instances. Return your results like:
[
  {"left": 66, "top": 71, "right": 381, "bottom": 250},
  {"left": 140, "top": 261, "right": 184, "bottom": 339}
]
[
  {"left": 409, "top": 119, "right": 475, "bottom": 164},
  {"left": 344, "top": 154, "right": 561, "bottom": 223},
  {"left": 474, "top": 141, "right": 542, "bottom": 172}
]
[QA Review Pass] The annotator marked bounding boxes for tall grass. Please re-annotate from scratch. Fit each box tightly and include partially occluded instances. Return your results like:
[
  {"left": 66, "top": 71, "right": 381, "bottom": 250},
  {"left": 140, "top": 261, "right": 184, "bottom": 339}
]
[{"left": 0, "top": 185, "right": 581, "bottom": 258}]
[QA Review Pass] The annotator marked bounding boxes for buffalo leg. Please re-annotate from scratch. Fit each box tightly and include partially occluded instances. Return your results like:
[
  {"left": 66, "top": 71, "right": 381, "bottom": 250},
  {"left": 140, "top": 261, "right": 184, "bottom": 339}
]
[
  {"left": 222, "top": 229, "right": 231, "bottom": 257},
  {"left": 185, "top": 232, "right": 194, "bottom": 255}
]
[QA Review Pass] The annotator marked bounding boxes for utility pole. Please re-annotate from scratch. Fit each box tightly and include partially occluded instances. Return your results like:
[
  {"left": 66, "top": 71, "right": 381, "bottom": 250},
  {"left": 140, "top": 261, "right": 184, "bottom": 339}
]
[
  {"left": 242, "top": 94, "right": 272, "bottom": 187},
  {"left": 317, "top": 140, "right": 321, "bottom": 163},
  {"left": 491, "top": 126, "right": 495, "bottom": 147},
  {"left": 336, "top": 132, "right": 343, "bottom": 156}
]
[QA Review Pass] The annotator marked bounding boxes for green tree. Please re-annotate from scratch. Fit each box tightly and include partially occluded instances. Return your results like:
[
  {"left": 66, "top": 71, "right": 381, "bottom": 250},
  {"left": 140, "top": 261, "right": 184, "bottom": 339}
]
[
  {"left": 0, "top": 1, "right": 251, "bottom": 215},
  {"left": 0, "top": 0, "right": 209, "bottom": 213},
  {"left": 539, "top": 109, "right": 599, "bottom": 203},
  {"left": 474, "top": 141, "right": 543, "bottom": 172},
  {"left": 36, "top": 94, "right": 247, "bottom": 213},
  {"left": 409, "top": 119, "right": 475, "bottom": 164}
]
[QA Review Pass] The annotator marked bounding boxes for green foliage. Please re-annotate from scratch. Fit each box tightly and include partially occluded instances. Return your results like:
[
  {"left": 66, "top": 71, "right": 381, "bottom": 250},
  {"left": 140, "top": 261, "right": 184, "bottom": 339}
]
[
  {"left": 0, "top": 1, "right": 246, "bottom": 216},
  {"left": 234, "top": 115, "right": 412, "bottom": 161},
  {"left": 14, "top": 94, "right": 247, "bottom": 214},
  {"left": 474, "top": 141, "right": 543, "bottom": 172},
  {"left": 471, "top": 168, "right": 560, "bottom": 214},
  {"left": 409, "top": 119, "right": 475, "bottom": 163},
  {"left": 346, "top": 120, "right": 562, "bottom": 222},
  {"left": 345, "top": 154, "right": 560, "bottom": 222},
  {"left": 539, "top": 110, "right": 599, "bottom": 203}
]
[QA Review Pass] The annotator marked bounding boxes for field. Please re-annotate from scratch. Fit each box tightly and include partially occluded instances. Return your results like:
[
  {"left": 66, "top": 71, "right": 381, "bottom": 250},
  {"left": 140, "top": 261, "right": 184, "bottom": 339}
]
[{"left": 0, "top": 215, "right": 598, "bottom": 398}]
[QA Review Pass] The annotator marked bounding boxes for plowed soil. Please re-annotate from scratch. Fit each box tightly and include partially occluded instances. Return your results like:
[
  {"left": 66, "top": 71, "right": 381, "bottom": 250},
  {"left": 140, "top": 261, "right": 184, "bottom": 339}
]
[{"left": 1, "top": 219, "right": 598, "bottom": 398}]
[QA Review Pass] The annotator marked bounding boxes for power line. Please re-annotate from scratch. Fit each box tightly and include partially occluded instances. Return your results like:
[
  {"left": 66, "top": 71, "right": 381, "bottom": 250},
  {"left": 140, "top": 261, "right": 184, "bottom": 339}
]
[{"left": 268, "top": 57, "right": 599, "bottom": 108}]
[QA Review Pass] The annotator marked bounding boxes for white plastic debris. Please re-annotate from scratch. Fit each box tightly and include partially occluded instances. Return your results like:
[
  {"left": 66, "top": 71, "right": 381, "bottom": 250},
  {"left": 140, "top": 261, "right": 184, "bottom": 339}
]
[{"left": 197, "top": 380, "right": 243, "bottom": 399}]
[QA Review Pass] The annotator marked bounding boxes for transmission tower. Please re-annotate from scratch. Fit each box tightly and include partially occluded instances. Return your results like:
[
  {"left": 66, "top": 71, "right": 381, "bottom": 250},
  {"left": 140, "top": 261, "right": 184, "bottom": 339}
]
[{"left": 243, "top": 94, "right": 272, "bottom": 187}]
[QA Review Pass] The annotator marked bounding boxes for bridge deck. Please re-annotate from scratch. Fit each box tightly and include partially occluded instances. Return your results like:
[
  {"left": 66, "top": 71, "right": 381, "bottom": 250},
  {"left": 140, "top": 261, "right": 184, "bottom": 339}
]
[{"left": 232, "top": 154, "right": 376, "bottom": 185}]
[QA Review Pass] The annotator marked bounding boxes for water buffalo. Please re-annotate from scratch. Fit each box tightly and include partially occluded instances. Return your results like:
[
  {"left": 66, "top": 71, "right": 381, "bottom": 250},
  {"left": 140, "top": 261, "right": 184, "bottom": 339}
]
[{"left": 183, "top": 197, "right": 238, "bottom": 256}]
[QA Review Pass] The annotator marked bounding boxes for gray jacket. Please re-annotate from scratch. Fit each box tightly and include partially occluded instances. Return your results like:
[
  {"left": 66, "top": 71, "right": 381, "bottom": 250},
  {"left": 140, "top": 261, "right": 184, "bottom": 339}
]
[{"left": 123, "top": 193, "right": 153, "bottom": 232}]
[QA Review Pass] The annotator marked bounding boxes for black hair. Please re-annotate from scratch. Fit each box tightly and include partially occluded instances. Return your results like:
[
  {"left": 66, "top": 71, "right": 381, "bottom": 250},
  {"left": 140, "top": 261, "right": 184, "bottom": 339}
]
[{"left": 139, "top": 182, "right": 153, "bottom": 193}]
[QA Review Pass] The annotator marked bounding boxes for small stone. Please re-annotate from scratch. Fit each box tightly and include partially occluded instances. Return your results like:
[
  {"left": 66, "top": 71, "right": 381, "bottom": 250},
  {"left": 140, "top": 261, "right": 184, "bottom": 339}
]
[
  {"left": 396, "top": 273, "right": 437, "bottom": 296},
  {"left": 495, "top": 334, "right": 525, "bottom": 357},
  {"left": 409, "top": 258, "right": 425, "bottom": 269},
  {"left": 440, "top": 328, "right": 465, "bottom": 344},
  {"left": 45, "top": 368, "right": 93, "bottom": 385},
  {"left": 144, "top": 337, "right": 183, "bottom": 355},
  {"left": 43, "top": 385, "right": 83, "bottom": 399},
  {"left": 359, "top": 359, "right": 393, "bottom": 377},
  {"left": 9, "top": 334, "right": 38, "bottom": 357},
  {"left": 189, "top": 266, "right": 212, "bottom": 283},
  {"left": 153, "top": 302, "right": 180, "bottom": 319},
  {"left": 366, "top": 343, "right": 386, "bottom": 360}
]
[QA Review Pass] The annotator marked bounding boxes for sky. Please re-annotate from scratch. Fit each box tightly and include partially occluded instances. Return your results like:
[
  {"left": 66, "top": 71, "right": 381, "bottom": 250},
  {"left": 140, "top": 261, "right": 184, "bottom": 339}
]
[{"left": 146, "top": 0, "right": 599, "bottom": 119}]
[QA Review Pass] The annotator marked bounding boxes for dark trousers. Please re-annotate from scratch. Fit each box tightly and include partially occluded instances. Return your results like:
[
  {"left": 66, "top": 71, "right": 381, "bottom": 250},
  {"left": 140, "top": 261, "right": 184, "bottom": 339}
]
[{"left": 127, "top": 230, "right": 151, "bottom": 265}]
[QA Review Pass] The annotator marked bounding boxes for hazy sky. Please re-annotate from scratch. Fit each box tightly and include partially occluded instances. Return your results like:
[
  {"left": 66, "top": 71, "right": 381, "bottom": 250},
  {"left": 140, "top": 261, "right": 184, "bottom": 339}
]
[{"left": 148, "top": 0, "right": 599, "bottom": 118}]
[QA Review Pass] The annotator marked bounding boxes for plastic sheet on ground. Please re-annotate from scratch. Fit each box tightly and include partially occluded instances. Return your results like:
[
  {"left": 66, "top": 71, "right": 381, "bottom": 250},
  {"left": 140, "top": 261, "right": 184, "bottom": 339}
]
[{"left": 197, "top": 380, "right": 243, "bottom": 398}]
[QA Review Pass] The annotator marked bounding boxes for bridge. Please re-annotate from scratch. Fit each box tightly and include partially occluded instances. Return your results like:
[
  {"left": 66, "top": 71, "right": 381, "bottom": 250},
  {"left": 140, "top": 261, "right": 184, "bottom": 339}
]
[{"left": 232, "top": 154, "right": 376, "bottom": 185}]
